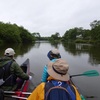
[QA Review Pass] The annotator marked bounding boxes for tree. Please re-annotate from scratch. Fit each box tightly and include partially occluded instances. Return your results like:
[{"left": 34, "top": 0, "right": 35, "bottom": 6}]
[
  {"left": 90, "top": 20, "right": 100, "bottom": 29},
  {"left": 51, "top": 32, "right": 60, "bottom": 40},
  {"left": 19, "top": 26, "right": 34, "bottom": 43},
  {"left": 0, "top": 22, "right": 35, "bottom": 43},
  {"left": 32, "top": 32, "right": 41, "bottom": 40},
  {"left": 0, "top": 22, "right": 21, "bottom": 43}
]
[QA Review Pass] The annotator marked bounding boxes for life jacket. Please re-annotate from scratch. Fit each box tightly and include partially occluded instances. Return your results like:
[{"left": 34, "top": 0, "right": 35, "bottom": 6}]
[
  {"left": 0, "top": 60, "right": 16, "bottom": 86},
  {"left": 45, "top": 80, "right": 76, "bottom": 100}
]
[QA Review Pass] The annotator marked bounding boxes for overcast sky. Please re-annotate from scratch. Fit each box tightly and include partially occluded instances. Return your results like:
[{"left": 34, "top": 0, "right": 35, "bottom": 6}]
[{"left": 0, "top": 0, "right": 100, "bottom": 36}]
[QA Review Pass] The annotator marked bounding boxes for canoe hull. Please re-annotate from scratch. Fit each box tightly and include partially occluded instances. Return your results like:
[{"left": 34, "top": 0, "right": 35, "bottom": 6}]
[{"left": 16, "top": 58, "right": 30, "bottom": 99}]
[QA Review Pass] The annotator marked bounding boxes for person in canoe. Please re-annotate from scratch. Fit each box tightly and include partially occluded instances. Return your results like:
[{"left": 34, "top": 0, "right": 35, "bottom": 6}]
[
  {"left": 0, "top": 48, "right": 32, "bottom": 91},
  {"left": 41, "top": 49, "right": 61, "bottom": 82},
  {"left": 27, "top": 59, "right": 82, "bottom": 100}
]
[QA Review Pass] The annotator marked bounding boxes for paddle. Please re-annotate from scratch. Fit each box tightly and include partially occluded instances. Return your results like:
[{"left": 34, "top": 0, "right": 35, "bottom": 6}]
[
  {"left": 4, "top": 91, "right": 31, "bottom": 95},
  {"left": 70, "top": 70, "right": 99, "bottom": 78}
]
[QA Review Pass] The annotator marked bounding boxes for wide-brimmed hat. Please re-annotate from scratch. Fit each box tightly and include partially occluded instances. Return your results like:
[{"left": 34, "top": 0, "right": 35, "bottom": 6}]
[{"left": 47, "top": 59, "right": 69, "bottom": 81}]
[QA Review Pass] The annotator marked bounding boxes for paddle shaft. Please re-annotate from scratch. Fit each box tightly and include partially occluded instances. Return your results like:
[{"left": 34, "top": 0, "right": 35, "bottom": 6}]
[
  {"left": 70, "top": 74, "right": 84, "bottom": 77},
  {"left": 4, "top": 91, "right": 31, "bottom": 95},
  {"left": 70, "top": 71, "right": 99, "bottom": 78},
  {"left": 5, "top": 95, "right": 27, "bottom": 99}
]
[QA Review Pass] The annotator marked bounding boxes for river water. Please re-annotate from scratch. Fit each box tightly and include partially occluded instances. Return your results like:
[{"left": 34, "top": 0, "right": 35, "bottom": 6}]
[{"left": 0, "top": 41, "right": 100, "bottom": 100}]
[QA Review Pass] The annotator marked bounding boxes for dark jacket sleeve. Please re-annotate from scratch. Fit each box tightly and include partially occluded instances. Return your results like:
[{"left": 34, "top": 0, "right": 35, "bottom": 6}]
[{"left": 10, "top": 61, "right": 29, "bottom": 80}]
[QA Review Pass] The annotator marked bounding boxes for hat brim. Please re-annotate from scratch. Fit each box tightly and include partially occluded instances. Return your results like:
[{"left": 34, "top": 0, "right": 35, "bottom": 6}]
[{"left": 47, "top": 61, "right": 69, "bottom": 81}]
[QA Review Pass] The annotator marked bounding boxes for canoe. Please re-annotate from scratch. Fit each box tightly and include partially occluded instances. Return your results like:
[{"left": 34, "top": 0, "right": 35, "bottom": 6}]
[
  {"left": 4, "top": 58, "right": 30, "bottom": 100},
  {"left": 16, "top": 58, "right": 30, "bottom": 99}
]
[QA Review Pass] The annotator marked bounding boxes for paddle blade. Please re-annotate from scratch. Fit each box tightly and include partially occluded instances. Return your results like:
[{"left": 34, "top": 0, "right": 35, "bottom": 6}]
[
  {"left": 70, "top": 70, "right": 99, "bottom": 78},
  {"left": 83, "top": 70, "right": 99, "bottom": 77}
]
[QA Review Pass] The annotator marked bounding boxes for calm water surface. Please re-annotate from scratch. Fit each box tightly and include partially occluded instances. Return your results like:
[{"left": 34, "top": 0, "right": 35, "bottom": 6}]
[{"left": 0, "top": 41, "right": 100, "bottom": 100}]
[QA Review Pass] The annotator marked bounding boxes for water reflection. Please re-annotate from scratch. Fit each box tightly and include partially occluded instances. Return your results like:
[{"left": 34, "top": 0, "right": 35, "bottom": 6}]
[
  {"left": 1, "top": 42, "right": 100, "bottom": 66},
  {"left": 89, "top": 45, "right": 100, "bottom": 66},
  {"left": 34, "top": 40, "right": 61, "bottom": 50},
  {"left": 0, "top": 43, "right": 35, "bottom": 58},
  {"left": 62, "top": 42, "right": 100, "bottom": 66},
  {"left": 0, "top": 42, "right": 100, "bottom": 100},
  {"left": 49, "top": 41, "right": 61, "bottom": 48}
]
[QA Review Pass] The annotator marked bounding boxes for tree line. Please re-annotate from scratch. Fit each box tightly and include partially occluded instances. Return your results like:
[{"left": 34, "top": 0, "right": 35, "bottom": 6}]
[
  {"left": 0, "top": 20, "right": 100, "bottom": 45},
  {"left": 62, "top": 20, "right": 100, "bottom": 44},
  {"left": 0, "top": 22, "right": 35, "bottom": 44},
  {"left": 32, "top": 20, "right": 100, "bottom": 45}
]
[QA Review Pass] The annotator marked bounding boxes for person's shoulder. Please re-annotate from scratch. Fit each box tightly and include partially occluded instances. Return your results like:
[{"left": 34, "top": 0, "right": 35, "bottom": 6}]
[
  {"left": 11, "top": 59, "right": 16, "bottom": 63},
  {"left": 40, "top": 82, "right": 45, "bottom": 86},
  {"left": 38, "top": 82, "right": 45, "bottom": 88},
  {"left": 11, "top": 60, "right": 19, "bottom": 66},
  {"left": 36, "top": 82, "right": 45, "bottom": 90}
]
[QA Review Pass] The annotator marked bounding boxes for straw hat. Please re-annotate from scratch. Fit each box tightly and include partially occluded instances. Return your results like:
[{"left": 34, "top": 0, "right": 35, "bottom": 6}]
[{"left": 47, "top": 59, "right": 69, "bottom": 81}]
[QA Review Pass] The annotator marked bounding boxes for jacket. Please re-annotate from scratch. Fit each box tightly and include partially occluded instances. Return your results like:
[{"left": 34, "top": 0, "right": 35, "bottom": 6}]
[
  {"left": 27, "top": 82, "right": 82, "bottom": 100},
  {"left": 0, "top": 56, "right": 29, "bottom": 90},
  {"left": 41, "top": 59, "right": 57, "bottom": 82}
]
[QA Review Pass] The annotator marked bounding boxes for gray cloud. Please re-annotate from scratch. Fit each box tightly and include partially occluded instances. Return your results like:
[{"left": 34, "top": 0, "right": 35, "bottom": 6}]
[{"left": 0, "top": 0, "right": 100, "bottom": 36}]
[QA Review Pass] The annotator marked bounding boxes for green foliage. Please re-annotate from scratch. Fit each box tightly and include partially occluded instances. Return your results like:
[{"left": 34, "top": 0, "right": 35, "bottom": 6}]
[
  {"left": 19, "top": 26, "right": 34, "bottom": 43},
  {"left": 63, "top": 27, "right": 84, "bottom": 41},
  {"left": 32, "top": 32, "right": 41, "bottom": 40},
  {"left": 82, "top": 29, "right": 91, "bottom": 40},
  {"left": 0, "top": 22, "right": 21, "bottom": 43},
  {"left": 90, "top": 20, "right": 100, "bottom": 29},
  {"left": 90, "top": 24, "right": 100, "bottom": 41},
  {"left": 75, "top": 39, "right": 88, "bottom": 43},
  {"left": 1, "top": 19, "right": 100, "bottom": 45},
  {"left": 49, "top": 32, "right": 61, "bottom": 42},
  {"left": 0, "top": 22, "right": 35, "bottom": 43},
  {"left": 62, "top": 20, "right": 100, "bottom": 44}
]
